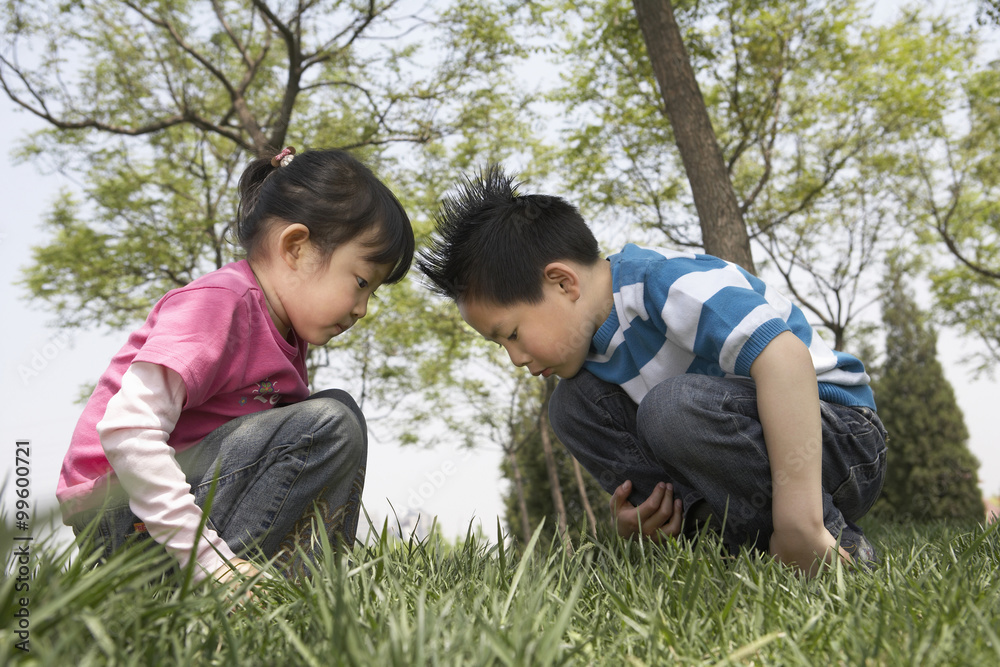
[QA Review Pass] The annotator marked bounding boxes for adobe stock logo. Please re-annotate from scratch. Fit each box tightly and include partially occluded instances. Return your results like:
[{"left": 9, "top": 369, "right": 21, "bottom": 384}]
[
  {"left": 18, "top": 332, "right": 74, "bottom": 386},
  {"left": 405, "top": 448, "right": 475, "bottom": 512}
]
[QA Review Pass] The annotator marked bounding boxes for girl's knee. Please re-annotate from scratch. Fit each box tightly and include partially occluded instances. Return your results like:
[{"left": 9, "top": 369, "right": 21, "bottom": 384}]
[
  {"left": 308, "top": 389, "right": 365, "bottom": 428},
  {"left": 300, "top": 395, "right": 368, "bottom": 463}
]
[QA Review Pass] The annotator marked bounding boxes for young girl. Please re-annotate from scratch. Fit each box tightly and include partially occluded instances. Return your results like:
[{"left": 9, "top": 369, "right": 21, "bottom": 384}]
[{"left": 56, "top": 147, "right": 413, "bottom": 584}]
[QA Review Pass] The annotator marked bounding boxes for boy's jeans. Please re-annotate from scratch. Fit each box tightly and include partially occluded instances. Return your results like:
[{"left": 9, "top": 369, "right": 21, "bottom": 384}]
[
  {"left": 549, "top": 370, "right": 887, "bottom": 553},
  {"left": 69, "top": 389, "right": 367, "bottom": 573}
]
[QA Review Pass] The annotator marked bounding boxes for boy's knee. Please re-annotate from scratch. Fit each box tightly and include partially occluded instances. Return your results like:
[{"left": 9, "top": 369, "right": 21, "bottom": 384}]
[
  {"left": 637, "top": 376, "right": 698, "bottom": 431},
  {"left": 636, "top": 375, "right": 735, "bottom": 462},
  {"left": 649, "top": 373, "right": 716, "bottom": 402},
  {"left": 549, "top": 369, "right": 627, "bottom": 429},
  {"left": 548, "top": 378, "right": 578, "bottom": 438}
]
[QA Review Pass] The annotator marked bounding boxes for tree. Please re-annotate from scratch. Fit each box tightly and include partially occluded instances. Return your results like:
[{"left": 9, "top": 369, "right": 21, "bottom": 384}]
[
  {"left": 466, "top": 365, "right": 541, "bottom": 546},
  {"left": 548, "top": 0, "right": 972, "bottom": 352},
  {"left": 538, "top": 376, "right": 571, "bottom": 547},
  {"left": 978, "top": 0, "right": 1000, "bottom": 27},
  {"left": 501, "top": 395, "right": 606, "bottom": 546},
  {"left": 2, "top": 0, "right": 551, "bottom": 444},
  {"left": 870, "top": 257, "right": 984, "bottom": 523},
  {"left": 632, "top": 0, "right": 754, "bottom": 271},
  {"left": 892, "top": 57, "right": 1000, "bottom": 374},
  {"left": 3, "top": 1, "right": 540, "bottom": 329}
]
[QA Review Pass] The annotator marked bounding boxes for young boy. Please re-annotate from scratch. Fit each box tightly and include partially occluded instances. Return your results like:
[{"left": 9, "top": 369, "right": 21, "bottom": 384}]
[{"left": 418, "top": 166, "right": 887, "bottom": 575}]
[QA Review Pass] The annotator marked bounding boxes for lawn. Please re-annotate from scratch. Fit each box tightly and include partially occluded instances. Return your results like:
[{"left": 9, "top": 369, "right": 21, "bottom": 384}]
[{"left": 2, "top": 510, "right": 998, "bottom": 666}]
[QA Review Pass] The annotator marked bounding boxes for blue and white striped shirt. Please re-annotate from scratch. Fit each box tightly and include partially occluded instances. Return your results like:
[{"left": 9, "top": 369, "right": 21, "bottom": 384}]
[{"left": 584, "top": 244, "right": 875, "bottom": 409}]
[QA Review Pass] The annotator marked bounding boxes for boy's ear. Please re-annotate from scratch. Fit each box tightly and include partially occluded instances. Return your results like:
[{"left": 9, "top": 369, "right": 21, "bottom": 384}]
[
  {"left": 543, "top": 262, "right": 581, "bottom": 300},
  {"left": 277, "top": 224, "right": 312, "bottom": 269}
]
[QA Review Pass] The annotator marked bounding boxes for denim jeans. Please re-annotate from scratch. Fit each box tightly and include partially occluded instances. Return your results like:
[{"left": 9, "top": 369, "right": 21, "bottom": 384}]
[
  {"left": 549, "top": 370, "right": 887, "bottom": 553},
  {"left": 68, "top": 389, "right": 367, "bottom": 574}
]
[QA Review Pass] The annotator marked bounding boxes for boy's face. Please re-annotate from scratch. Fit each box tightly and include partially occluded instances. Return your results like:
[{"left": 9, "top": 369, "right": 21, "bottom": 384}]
[{"left": 458, "top": 279, "right": 596, "bottom": 379}]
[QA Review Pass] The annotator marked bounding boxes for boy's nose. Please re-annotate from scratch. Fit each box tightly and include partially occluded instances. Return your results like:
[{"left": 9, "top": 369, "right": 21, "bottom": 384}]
[{"left": 507, "top": 348, "right": 530, "bottom": 368}]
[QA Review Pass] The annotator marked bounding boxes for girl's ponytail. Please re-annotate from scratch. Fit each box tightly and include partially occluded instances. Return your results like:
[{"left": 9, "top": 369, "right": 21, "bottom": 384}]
[
  {"left": 231, "top": 147, "right": 413, "bottom": 284},
  {"left": 234, "top": 153, "right": 279, "bottom": 253}
]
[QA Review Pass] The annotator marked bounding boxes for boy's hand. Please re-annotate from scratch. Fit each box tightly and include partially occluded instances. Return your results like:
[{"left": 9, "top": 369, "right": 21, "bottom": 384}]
[
  {"left": 610, "top": 480, "right": 683, "bottom": 542},
  {"left": 769, "top": 525, "right": 850, "bottom": 577}
]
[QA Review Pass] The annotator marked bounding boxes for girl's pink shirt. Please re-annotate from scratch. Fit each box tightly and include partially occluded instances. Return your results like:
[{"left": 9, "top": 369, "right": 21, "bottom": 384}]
[{"left": 57, "top": 260, "right": 310, "bottom": 514}]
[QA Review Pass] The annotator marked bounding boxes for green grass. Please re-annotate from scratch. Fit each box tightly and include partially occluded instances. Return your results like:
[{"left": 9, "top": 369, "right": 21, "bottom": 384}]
[{"left": 2, "top": 512, "right": 998, "bottom": 666}]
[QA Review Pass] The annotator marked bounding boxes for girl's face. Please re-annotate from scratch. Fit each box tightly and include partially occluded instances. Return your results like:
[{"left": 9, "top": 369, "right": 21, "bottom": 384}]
[{"left": 279, "top": 235, "right": 392, "bottom": 345}]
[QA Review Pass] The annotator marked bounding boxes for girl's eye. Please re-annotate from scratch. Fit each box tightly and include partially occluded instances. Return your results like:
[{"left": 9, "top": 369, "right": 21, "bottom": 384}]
[
  {"left": 356, "top": 277, "right": 369, "bottom": 289},
  {"left": 508, "top": 329, "right": 518, "bottom": 341}
]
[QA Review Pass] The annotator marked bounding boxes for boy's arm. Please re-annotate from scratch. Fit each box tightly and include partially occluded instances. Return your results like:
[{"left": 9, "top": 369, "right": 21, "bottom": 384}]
[{"left": 749, "top": 330, "right": 843, "bottom": 575}]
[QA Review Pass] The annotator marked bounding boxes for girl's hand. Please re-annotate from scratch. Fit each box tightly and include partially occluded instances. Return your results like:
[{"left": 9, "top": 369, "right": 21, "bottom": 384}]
[
  {"left": 212, "top": 557, "right": 269, "bottom": 612},
  {"left": 212, "top": 557, "right": 261, "bottom": 584},
  {"left": 610, "top": 480, "right": 683, "bottom": 542}
]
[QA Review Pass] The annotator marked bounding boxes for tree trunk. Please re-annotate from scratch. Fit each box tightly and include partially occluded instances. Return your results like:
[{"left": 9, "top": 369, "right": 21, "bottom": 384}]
[
  {"left": 539, "top": 376, "right": 572, "bottom": 551},
  {"left": 507, "top": 446, "right": 534, "bottom": 544},
  {"left": 633, "top": 0, "right": 756, "bottom": 273},
  {"left": 572, "top": 457, "right": 599, "bottom": 538}
]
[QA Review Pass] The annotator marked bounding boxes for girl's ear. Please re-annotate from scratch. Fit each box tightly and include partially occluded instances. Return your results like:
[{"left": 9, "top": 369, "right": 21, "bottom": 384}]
[
  {"left": 543, "top": 262, "right": 581, "bottom": 301},
  {"left": 277, "top": 224, "right": 312, "bottom": 269}
]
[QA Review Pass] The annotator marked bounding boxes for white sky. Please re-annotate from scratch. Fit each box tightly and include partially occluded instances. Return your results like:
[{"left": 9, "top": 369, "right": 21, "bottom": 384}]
[{"left": 2, "top": 0, "right": 997, "bottom": 549}]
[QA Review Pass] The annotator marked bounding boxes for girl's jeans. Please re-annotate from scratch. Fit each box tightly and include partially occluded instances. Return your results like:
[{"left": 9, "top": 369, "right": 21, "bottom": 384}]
[
  {"left": 549, "top": 370, "right": 888, "bottom": 553},
  {"left": 68, "top": 389, "right": 367, "bottom": 573}
]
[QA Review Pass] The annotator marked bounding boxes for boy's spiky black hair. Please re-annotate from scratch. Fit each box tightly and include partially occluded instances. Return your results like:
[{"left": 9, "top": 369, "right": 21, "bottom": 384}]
[{"left": 417, "top": 164, "right": 600, "bottom": 305}]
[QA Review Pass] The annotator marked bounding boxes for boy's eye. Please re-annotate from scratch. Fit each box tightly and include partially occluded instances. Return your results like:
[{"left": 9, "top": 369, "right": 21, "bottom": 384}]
[
  {"left": 356, "top": 277, "right": 369, "bottom": 289},
  {"left": 508, "top": 329, "right": 518, "bottom": 341}
]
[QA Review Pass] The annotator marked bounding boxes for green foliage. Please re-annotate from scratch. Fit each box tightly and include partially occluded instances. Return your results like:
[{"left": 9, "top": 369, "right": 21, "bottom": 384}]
[
  {"left": 547, "top": 0, "right": 691, "bottom": 242},
  {"left": 3, "top": 0, "right": 553, "bottom": 448},
  {"left": 928, "top": 265, "right": 1000, "bottom": 375},
  {"left": 3, "top": 0, "right": 547, "bottom": 330},
  {"left": 870, "top": 258, "right": 985, "bottom": 523},
  {"left": 4, "top": 506, "right": 1000, "bottom": 664},
  {"left": 500, "top": 390, "right": 606, "bottom": 545},
  {"left": 547, "top": 0, "right": 979, "bottom": 351},
  {"left": 19, "top": 134, "right": 243, "bottom": 328},
  {"left": 978, "top": 0, "right": 1000, "bottom": 27},
  {"left": 915, "top": 59, "right": 1000, "bottom": 373}
]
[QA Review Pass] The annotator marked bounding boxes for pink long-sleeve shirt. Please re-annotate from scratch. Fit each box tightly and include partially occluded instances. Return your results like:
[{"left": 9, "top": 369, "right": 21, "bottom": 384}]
[{"left": 57, "top": 260, "right": 310, "bottom": 579}]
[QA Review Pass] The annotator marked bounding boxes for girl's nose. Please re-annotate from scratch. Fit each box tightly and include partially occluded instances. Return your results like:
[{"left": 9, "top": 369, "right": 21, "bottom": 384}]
[{"left": 352, "top": 297, "right": 368, "bottom": 319}]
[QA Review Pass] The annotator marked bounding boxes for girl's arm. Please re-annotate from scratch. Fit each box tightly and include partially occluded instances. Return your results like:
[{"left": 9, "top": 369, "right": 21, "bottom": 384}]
[{"left": 98, "top": 361, "right": 239, "bottom": 582}]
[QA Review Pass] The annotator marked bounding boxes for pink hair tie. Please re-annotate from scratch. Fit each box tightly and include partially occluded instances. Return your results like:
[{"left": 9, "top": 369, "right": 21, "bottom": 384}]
[{"left": 271, "top": 146, "right": 296, "bottom": 168}]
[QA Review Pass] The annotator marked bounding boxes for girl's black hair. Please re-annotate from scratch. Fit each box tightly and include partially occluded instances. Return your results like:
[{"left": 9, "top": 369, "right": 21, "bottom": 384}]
[
  {"left": 235, "top": 148, "right": 413, "bottom": 284},
  {"left": 417, "top": 165, "right": 600, "bottom": 305}
]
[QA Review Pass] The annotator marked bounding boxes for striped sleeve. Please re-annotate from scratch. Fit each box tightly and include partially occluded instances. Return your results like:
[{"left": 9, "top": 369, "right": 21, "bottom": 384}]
[{"left": 634, "top": 249, "right": 790, "bottom": 376}]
